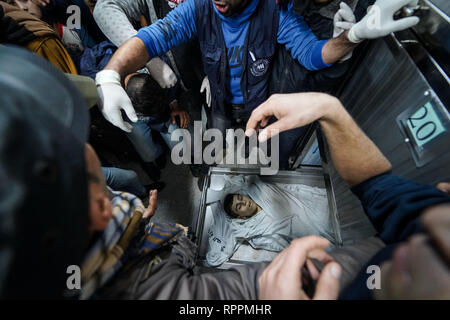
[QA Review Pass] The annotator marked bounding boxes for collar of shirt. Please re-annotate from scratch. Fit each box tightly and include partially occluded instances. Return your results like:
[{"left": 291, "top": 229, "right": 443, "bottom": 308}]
[{"left": 213, "top": 0, "right": 260, "bottom": 29}]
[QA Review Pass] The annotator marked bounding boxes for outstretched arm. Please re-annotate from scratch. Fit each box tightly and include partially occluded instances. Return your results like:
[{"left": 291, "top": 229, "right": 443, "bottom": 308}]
[
  {"left": 282, "top": 0, "right": 420, "bottom": 69},
  {"left": 321, "top": 31, "right": 358, "bottom": 65},
  {"left": 245, "top": 93, "right": 392, "bottom": 187},
  {"left": 103, "top": 37, "right": 149, "bottom": 78}
]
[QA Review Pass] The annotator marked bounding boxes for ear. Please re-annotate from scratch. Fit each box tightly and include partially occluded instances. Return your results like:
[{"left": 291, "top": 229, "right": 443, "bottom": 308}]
[{"left": 101, "top": 196, "right": 112, "bottom": 219}]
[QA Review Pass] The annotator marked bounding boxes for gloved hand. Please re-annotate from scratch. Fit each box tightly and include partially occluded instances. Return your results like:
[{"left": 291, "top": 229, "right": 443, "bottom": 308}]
[
  {"left": 146, "top": 57, "right": 177, "bottom": 89},
  {"left": 95, "top": 70, "right": 138, "bottom": 132},
  {"left": 200, "top": 76, "right": 211, "bottom": 108},
  {"left": 334, "top": 2, "right": 356, "bottom": 38},
  {"left": 333, "top": 2, "right": 356, "bottom": 61},
  {"left": 347, "top": 0, "right": 420, "bottom": 44}
]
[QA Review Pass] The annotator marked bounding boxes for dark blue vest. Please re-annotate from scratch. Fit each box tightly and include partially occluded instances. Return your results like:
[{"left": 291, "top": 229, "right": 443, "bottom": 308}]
[{"left": 195, "top": 0, "right": 279, "bottom": 118}]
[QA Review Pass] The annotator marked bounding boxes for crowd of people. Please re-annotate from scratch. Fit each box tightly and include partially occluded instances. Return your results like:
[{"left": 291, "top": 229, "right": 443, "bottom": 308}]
[{"left": 1, "top": 0, "right": 449, "bottom": 300}]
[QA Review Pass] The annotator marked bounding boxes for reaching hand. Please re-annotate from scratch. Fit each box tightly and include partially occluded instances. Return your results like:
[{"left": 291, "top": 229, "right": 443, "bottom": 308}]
[
  {"left": 170, "top": 100, "right": 190, "bottom": 128},
  {"left": 245, "top": 93, "right": 339, "bottom": 142},
  {"left": 347, "top": 0, "right": 420, "bottom": 43},
  {"left": 146, "top": 57, "right": 177, "bottom": 89},
  {"left": 95, "top": 70, "right": 138, "bottom": 132},
  {"left": 200, "top": 76, "right": 211, "bottom": 108},
  {"left": 143, "top": 189, "right": 158, "bottom": 219},
  {"left": 258, "top": 236, "right": 341, "bottom": 300}
]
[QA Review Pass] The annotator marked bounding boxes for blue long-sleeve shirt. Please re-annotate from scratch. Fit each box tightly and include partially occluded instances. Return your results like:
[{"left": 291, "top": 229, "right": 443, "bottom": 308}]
[{"left": 136, "top": 0, "right": 330, "bottom": 104}]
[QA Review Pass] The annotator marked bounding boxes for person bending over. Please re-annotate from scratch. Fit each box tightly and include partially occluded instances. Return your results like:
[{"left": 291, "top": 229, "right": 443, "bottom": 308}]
[{"left": 122, "top": 72, "right": 190, "bottom": 181}]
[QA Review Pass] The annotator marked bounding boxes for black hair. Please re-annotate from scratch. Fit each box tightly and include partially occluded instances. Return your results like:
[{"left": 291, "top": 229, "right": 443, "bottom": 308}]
[
  {"left": 223, "top": 193, "right": 236, "bottom": 217},
  {"left": 125, "top": 73, "right": 170, "bottom": 118}
]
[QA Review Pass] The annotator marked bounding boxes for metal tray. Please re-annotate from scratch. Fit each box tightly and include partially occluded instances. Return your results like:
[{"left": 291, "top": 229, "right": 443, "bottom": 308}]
[{"left": 193, "top": 166, "right": 342, "bottom": 269}]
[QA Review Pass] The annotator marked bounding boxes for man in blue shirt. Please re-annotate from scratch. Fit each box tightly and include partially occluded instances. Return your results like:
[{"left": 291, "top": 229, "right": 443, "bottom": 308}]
[{"left": 95, "top": 0, "right": 420, "bottom": 164}]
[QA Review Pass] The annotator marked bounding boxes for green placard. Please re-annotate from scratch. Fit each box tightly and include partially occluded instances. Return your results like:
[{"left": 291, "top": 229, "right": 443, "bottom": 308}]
[{"left": 406, "top": 102, "right": 446, "bottom": 148}]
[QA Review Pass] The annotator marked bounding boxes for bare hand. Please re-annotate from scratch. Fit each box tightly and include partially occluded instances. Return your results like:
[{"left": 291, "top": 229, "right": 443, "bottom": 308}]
[
  {"left": 170, "top": 101, "right": 190, "bottom": 128},
  {"left": 143, "top": 189, "right": 158, "bottom": 219},
  {"left": 245, "top": 93, "right": 340, "bottom": 142},
  {"left": 258, "top": 236, "right": 341, "bottom": 300}
]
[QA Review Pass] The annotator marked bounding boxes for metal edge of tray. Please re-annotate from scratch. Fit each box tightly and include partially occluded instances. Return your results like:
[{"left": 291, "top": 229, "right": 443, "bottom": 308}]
[
  {"left": 317, "top": 129, "right": 344, "bottom": 247},
  {"left": 193, "top": 166, "right": 213, "bottom": 263}
]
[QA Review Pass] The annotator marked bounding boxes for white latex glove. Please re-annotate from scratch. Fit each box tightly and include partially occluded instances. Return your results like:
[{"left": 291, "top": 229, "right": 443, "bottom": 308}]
[
  {"left": 95, "top": 70, "right": 137, "bottom": 132},
  {"left": 333, "top": 2, "right": 356, "bottom": 38},
  {"left": 146, "top": 57, "right": 177, "bottom": 89},
  {"left": 347, "top": 0, "right": 420, "bottom": 43},
  {"left": 200, "top": 76, "right": 211, "bottom": 108},
  {"left": 333, "top": 2, "right": 356, "bottom": 61}
]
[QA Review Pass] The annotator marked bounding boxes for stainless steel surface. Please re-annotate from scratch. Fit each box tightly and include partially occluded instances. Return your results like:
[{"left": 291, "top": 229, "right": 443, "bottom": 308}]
[
  {"left": 317, "top": 14, "right": 450, "bottom": 244},
  {"left": 427, "top": 0, "right": 450, "bottom": 19},
  {"left": 323, "top": 35, "right": 450, "bottom": 246},
  {"left": 410, "top": 1, "right": 450, "bottom": 89}
]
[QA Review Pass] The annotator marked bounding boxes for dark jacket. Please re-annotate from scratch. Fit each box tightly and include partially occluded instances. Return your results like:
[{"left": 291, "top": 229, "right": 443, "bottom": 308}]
[
  {"left": 195, "top": 0, "right": 279, "bottom": 118},
  {"left": 270, "top": 0, "right": 374, "bottom": 94}
]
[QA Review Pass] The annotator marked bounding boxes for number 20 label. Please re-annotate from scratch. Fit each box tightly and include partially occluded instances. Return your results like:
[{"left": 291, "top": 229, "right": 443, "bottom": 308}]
[{"left": 406, "top": 102, "right": 445, "bottom": 148}]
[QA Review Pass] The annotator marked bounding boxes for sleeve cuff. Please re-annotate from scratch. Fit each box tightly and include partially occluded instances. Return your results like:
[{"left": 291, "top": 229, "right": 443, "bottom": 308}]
[
  {"left": 311, "top": 40, "right": 332, "bottom": 70},
  {"left": 351, "top": 172, "right": 393, "bottom": 200},
  {"left": 135, "top": 29, "right": 156, "bottom": 60}
]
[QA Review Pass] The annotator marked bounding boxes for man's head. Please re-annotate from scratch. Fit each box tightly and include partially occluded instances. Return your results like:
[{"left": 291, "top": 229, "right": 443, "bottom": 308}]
[
  {"left": 376, "top": 185, "right": 450, "bottom": 300},
  {"left": 224, "top": 193, "right": 259, "bottom": 219},
  {"left": 85, "top": 144, "right": 112, "bottom": 232},
  {"left": 0, "top": 46, "right": 90, "bottom": 298},
  {"left": 125, "top": 73, "right": 170, "bottom": 118},
  {"left": 9, "top": 0, "right": 42, "bottom": 18},
  {"left": 212, "top": 0, "right": 250, "bottom": 17}
]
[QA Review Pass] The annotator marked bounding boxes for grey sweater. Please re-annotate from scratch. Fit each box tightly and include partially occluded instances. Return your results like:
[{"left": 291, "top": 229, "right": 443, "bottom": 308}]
[{"left": 93, "top": 0, "right": 153, "bottom": 47}]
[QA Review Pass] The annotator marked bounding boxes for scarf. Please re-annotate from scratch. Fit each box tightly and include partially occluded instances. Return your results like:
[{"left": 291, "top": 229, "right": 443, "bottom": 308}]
[
  {"left": 0, "top": 2, "right": 56, "bottom": 38},
  {"left": 80, "top": 190, "right": 187, "bottom": 299}
]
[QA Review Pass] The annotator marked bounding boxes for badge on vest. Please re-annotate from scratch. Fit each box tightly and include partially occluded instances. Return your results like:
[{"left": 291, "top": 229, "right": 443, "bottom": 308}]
[
  {"left": 250, "top": 58, "right": 269, "bottom": 77},
  {"left": 249, "top": 51, "right": 269, "bottom": 77}
]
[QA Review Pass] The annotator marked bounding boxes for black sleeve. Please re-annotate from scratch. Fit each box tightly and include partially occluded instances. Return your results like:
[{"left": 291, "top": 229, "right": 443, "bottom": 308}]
[{"left": 351, "top": 173, "right": 450, "bottom": 244}]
